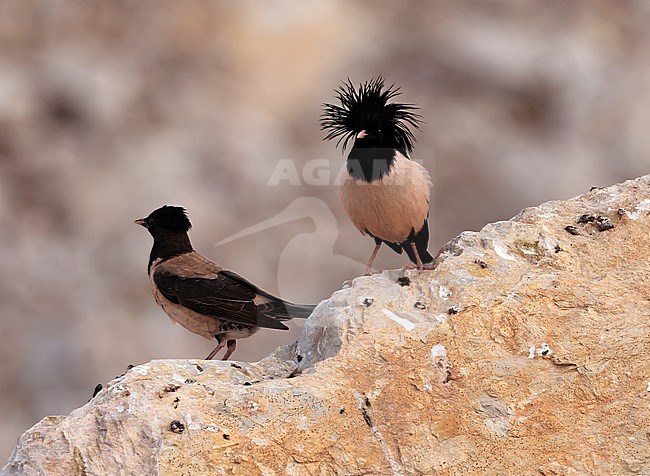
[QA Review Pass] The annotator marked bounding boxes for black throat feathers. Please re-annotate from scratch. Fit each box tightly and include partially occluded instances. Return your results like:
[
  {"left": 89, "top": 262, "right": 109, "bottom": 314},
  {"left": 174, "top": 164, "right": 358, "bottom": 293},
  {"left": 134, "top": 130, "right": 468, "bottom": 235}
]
[{"left": 346, "top": 147, "right": 398, "bottom": 182}]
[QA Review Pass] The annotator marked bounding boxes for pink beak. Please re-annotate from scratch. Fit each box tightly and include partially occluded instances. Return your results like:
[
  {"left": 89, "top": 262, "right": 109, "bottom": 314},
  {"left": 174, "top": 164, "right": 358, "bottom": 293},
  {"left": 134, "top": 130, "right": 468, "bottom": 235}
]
[{"left": 356, "top": 130, "right": 367, "bottom": 139}]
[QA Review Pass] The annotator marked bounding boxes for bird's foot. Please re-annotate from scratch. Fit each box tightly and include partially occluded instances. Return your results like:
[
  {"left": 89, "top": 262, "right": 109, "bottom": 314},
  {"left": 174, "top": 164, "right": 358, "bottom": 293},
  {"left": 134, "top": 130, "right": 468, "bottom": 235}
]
[
  {"left": 363, "top": 267, "right": 383, "bottom": 276},
  {"left": 402, "top": 262, "right": 435, "bottom": 272}
]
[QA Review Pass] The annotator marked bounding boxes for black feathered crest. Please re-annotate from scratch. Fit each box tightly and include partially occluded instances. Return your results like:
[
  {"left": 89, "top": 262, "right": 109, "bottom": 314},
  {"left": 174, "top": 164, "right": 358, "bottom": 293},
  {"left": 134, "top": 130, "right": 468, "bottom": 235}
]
[
  {"left": 146, "top": 205, "right": 192, "bottom": 233},
  {"left": 320, "top": 77, "right": 422, "bottom": 152}
]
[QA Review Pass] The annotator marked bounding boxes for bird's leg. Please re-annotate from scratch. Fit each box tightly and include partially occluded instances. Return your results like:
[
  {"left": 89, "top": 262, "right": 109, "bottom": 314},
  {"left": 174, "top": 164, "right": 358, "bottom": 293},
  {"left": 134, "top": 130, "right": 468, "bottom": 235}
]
[
  {"left": 410, "top": 243, "right": 424, "bottom": 271},
  {"left": 364, "top": 243, "right": 382, "bottom": 275},
  {"left": 403, "top": 249, "right": 436, "bottom": 271},
  {"left": 404, "top": 243, "right": 424, "bottom": 271},
  {"left": 205, "top": 336, "right": 226, "bottom": 360},
  {"left": 221, "top": 339, "right": 237, "bottom": 361}
]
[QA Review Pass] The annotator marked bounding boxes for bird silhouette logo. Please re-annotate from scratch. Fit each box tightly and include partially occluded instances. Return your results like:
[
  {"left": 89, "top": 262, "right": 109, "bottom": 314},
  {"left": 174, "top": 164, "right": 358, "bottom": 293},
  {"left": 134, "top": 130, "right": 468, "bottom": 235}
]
[{"left": 215, "top": 196, "right": 365, "bottom": 298}]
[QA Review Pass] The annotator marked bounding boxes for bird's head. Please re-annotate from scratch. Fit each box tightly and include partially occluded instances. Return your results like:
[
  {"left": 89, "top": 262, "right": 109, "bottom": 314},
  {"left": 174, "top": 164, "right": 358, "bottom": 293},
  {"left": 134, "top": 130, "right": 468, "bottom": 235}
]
[
  {"left": 134, "top": 205, "right": 192, "bottom": 237},
  {"left": 320, "top": 77, "right": 422, "bottom": 153}
]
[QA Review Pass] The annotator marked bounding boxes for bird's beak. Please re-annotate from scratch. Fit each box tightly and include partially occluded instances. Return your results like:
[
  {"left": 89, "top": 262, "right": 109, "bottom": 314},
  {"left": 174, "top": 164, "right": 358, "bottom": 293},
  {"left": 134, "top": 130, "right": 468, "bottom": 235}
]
[
  {"left": 356, "top": 130, "right": 367, "bottom": 139},
  {"left": 134, "top": 218, "right": 146, "bottom": 227}
]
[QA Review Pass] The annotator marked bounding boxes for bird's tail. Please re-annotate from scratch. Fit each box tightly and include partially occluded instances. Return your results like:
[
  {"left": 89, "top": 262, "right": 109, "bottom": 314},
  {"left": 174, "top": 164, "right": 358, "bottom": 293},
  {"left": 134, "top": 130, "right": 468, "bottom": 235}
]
[
  {"left": 403, "top": 218, "right": 434, "bottom": 265},
  {"left": 265, "top": 301, "right": 317, "bottom": 321}
]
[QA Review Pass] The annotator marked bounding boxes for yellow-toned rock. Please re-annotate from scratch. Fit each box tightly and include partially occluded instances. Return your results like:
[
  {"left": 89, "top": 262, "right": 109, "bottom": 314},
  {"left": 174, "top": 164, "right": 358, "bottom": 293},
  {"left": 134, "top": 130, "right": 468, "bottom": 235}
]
[{"left": 4, "top": 176, "right": 650, "bottom": 475}]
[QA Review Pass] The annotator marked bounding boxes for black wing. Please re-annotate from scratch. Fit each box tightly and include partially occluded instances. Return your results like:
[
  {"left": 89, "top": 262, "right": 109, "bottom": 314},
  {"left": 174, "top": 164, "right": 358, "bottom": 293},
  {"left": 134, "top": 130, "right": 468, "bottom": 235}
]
[
  {"left": 367, "top": 216, "right": 433, "bottom": 265},
  {"left": 219, "top": 270, "right": 316, "bottom": 320},
  {"left": 153, "top": 270, "right": 289, "bottom": 330}
]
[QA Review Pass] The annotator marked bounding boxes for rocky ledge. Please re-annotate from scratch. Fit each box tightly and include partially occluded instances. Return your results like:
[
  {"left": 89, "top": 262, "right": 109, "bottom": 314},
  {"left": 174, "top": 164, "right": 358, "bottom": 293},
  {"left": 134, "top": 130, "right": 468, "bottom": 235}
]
[{"left": 4, "top": 176, "right": 650, "bottom": 475}]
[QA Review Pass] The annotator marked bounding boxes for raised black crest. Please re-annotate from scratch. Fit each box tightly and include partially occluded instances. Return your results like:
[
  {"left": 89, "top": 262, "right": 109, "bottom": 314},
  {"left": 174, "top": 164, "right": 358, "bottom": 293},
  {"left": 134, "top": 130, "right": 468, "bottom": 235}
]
[
  {"left": 320, "top": 77, "right": 422, "bottom": 152},
  {"left": 145, "top": 205, "right": 192, "bottom": 233}
]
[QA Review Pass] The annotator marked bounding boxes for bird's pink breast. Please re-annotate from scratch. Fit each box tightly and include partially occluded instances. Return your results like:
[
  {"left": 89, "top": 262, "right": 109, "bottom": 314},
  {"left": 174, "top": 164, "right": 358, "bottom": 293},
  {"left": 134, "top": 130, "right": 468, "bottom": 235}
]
[{"left": 340, "top": 153, "right": 432, "bottom": 243}]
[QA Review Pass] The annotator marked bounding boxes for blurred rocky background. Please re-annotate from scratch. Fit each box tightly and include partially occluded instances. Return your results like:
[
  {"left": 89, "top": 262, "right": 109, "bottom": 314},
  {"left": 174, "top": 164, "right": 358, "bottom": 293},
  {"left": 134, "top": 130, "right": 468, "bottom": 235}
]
[{"left": 0, "top": 0, "right": 649, "bottom": 463}]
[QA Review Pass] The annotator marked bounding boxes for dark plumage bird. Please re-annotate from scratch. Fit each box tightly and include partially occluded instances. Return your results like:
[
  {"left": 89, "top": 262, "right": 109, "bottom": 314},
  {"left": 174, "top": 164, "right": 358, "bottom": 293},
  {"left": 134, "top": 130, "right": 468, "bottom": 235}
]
[
  {"left": 321, "top": 77, "right": 433, "bottom": 274},
  {"left": 135, "top": 205, "right": 316, "bottom": 360}
]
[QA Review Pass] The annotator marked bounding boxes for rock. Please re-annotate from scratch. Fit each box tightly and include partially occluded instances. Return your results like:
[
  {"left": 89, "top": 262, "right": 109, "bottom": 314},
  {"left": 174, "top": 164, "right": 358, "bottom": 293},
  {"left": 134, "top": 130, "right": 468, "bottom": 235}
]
[{"left": 4, "top": 175, "right": 650, "bottom": 475}]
